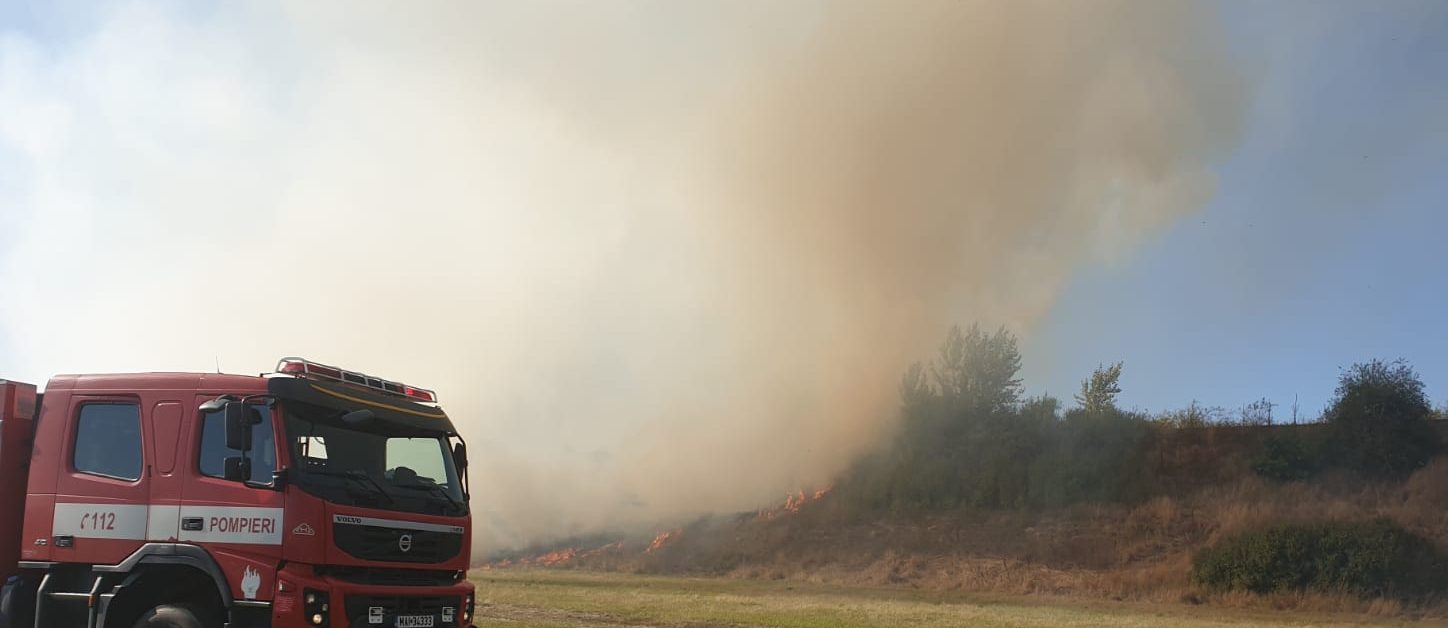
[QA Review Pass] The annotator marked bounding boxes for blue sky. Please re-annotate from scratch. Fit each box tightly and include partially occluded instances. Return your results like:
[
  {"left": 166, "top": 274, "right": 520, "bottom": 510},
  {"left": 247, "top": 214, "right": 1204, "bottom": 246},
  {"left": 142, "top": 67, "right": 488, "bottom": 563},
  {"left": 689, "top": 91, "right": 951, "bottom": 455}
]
[{"left": 1021, "top": 1, "right": 1448, "bottom": 417}]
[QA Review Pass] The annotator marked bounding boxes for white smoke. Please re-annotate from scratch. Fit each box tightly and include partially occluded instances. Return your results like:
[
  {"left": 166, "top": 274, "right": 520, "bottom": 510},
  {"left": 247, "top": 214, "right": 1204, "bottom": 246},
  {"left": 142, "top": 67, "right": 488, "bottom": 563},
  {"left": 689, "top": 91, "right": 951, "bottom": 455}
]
[{"left": 1, "top": 1, "right": 1247, "bottom": 554}]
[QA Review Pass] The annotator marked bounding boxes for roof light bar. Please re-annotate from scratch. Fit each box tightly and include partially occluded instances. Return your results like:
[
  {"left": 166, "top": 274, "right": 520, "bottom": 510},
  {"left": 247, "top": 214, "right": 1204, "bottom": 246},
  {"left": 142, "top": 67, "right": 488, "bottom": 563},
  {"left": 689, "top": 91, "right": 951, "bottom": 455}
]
[{"left": 274, "top": 357, "right": 438, "bottom": 403}]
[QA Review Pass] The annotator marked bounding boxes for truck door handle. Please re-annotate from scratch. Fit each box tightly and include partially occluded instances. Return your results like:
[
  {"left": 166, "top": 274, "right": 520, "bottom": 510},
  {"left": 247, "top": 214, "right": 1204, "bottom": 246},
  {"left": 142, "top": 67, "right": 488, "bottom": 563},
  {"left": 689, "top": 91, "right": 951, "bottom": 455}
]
[{"left": 181, "top": 517, "right": 204, "bottom": 531}]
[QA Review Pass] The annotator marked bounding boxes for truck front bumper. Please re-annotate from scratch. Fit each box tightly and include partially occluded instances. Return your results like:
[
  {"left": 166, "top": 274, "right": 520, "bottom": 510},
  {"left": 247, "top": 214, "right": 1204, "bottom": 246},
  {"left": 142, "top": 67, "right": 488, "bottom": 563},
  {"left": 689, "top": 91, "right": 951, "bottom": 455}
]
[{"left": 271, "top": 564, "right": 476, "bottom": 628}]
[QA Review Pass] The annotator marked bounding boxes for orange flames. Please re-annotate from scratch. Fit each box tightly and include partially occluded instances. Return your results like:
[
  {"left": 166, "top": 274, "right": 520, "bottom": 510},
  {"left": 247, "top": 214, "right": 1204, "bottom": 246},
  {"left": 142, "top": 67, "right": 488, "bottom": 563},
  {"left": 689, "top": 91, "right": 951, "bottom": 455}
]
[
  {"left": 533, "top": 547, "right": 577, "bottom": 566},
  {"left": 483, "top": 541, "right": 627, "bottom": 570},
  {"left": 758, "top": 483, "right": 833, "bottom": 520},
  {"left": 645, "top": 528, "right": 682, "bottom": 553}
]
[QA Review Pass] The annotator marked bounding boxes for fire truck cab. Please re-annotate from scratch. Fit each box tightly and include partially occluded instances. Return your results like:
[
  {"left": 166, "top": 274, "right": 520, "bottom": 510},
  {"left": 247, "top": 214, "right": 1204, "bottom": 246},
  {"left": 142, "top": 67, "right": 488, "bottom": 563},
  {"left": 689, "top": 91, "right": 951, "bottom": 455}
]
[{"left": 0, "top": 359, "right": 476, "bottom": 628}]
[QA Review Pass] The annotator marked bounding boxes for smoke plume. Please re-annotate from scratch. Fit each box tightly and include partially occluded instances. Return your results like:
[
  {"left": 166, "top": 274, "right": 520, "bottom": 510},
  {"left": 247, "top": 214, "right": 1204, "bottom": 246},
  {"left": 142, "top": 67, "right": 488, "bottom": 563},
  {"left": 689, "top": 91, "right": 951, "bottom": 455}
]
[{"left": 0, "top": 1, "right": 1245, "bottom": 554}]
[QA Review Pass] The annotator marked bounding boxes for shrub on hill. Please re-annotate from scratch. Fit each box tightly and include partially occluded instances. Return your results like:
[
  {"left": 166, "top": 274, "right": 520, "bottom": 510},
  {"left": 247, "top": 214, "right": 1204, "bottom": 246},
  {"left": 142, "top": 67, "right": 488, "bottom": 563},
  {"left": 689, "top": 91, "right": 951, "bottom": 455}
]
[
  {"left": 1027, "top": 407, "right": 1147, "bottom": 507},
  {"left": 1191, "top": 518, "right": 1447, "bottom": 598},
  {"left": 1323, "top": 359, "right": 1440, "bottom": 479},
  {"left": 1250, "top": 433, "right": 1319, "bottom": 482}
]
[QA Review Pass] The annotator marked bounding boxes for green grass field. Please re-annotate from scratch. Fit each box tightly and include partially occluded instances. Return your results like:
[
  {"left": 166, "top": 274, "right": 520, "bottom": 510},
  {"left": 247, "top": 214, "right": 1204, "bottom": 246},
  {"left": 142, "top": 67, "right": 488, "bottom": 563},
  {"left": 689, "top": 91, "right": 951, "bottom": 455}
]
[{"left": 470, "top": 570, "right": 1443, "bottom": 627}]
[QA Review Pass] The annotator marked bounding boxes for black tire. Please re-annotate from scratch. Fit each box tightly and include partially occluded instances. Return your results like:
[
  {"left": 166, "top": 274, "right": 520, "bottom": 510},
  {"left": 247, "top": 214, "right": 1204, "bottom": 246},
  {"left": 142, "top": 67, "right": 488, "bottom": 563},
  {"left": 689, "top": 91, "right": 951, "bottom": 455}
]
[
  {"left": 131, "top": 604, "right": 213, "bottom": 628},
  {"left": 0, "top": 575, "right": 38, "bottom": 628}
]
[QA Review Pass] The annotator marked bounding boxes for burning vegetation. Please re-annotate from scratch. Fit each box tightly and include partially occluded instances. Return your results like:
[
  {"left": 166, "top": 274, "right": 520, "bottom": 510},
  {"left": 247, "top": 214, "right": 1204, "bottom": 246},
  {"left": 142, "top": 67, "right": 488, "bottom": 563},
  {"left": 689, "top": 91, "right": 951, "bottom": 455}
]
[
  {"left": 485, "top": 485, "right": 835, "bottom": 570},
  {"left": 644, "top": 529, "right": 682, "bottom": 553},
  {"left": 483, "top": 323, "right": 1448, "bottom": 615},
  {"left": 758, "top": 485, "right": 833, "bottom": 521}
]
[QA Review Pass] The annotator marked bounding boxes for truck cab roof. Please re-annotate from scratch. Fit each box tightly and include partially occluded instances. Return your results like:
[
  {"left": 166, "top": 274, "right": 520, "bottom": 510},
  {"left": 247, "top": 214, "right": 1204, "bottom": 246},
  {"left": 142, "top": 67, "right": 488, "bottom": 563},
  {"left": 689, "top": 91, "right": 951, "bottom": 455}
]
[{"left": 44, "top": 372, "right": 269, "bottom": 394}]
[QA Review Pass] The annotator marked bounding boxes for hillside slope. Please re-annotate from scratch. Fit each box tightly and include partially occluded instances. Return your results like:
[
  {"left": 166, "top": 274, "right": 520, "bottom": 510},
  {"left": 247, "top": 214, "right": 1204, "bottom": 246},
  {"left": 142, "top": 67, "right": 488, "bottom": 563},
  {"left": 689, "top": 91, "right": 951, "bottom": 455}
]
[{"left": 486, "top": 425, "right": 1448, "bottom": 615}]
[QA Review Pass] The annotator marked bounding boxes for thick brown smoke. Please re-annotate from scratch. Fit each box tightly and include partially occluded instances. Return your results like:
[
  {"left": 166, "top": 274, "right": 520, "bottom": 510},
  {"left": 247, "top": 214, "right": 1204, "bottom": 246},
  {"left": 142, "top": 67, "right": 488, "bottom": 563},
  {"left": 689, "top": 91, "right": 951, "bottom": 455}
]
[{"left": 0, "top": 1, "right": 1245, "bottom": 555}]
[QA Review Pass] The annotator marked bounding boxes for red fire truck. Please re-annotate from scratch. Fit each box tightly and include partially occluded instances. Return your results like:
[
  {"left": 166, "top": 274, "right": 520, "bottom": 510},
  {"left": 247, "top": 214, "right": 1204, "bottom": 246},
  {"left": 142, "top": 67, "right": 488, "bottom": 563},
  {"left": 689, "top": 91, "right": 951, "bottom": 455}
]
[{"left": 0, "top": 358, "right": 476, "bottom": 628}]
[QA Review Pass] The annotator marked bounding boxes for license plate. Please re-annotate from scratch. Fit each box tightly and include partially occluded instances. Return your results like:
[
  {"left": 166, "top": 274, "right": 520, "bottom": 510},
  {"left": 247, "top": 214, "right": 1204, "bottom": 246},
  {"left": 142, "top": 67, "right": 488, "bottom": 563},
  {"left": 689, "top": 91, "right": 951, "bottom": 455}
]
[{"left": 395, "top": 616, "right": 435, "bottom": 628}]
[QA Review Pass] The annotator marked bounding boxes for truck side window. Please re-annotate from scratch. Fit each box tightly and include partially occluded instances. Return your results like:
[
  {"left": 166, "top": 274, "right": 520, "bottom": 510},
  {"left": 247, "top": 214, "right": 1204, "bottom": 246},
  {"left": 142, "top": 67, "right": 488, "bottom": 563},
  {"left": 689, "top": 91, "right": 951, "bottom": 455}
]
[
  {"left": 198, "top": 406, "right": 277, "bottom": 484},
  {"left": 73, "top": 403, "right": 143, "bottom": 481}
]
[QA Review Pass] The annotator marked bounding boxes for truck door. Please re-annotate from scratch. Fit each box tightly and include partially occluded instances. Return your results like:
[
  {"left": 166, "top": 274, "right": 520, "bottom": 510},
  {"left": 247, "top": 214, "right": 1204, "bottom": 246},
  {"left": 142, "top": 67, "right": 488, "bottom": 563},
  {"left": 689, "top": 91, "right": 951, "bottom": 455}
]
[
  {"left": 52, "top": 395, "right": 151, "bottom": 566},
  {"left": 179, "top": 395, "right": 285, "bottom": 604}
]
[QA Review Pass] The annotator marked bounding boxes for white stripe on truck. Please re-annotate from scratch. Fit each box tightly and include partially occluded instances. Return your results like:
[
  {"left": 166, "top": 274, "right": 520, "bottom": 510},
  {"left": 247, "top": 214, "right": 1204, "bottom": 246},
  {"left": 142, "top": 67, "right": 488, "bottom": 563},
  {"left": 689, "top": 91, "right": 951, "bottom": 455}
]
[
  {"left": 147, "top": 505, "right": 180, "bottom": 540},
  {"left": 53, "top": 503, "right": 149, "bottom": 540},
  {"left": 178, "top": 506, "right": 284, "bottom": 545},
  {"left": 53, "top": 503, "right": 283, "bottom": 544}
]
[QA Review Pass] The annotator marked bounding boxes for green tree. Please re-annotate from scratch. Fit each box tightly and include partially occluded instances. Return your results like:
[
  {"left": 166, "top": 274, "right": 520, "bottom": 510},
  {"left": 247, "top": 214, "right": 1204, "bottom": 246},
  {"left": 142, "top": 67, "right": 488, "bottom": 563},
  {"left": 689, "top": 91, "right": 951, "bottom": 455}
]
[
  {"left": 857, "top": 324, "right": 1029, "bottom": 511},
  {"left": 1324, "top": 359, "right": 1440, "bottom": 479},
  {"left": 1074, "top": 362, "right": 1123, "bottom": 414},
  {"left": 931, "top": 324, "right": 1023, "bottom": 415}
]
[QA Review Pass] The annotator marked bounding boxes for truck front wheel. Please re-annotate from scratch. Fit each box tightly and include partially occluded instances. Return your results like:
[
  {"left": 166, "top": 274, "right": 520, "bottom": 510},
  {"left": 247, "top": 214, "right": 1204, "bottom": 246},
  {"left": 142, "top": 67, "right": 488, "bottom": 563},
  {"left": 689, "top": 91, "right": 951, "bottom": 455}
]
[{"left": 131, "top": 604, "right": 212, "bottom": 628}]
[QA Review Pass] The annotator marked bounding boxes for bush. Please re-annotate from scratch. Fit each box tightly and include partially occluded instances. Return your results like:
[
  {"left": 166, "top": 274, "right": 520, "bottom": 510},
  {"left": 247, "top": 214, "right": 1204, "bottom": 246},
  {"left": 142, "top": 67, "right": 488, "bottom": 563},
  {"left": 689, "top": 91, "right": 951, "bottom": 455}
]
[
  {"left": 1192, "top": 519, "right": 1448, "bottom": 598},
  {"left": 1027, "top": 408, "right": 1147, "bottom": 507},
  {"left": 1250, "top": 433, "right": 1318, "bottom": 482},
  {"left": 1323, "top": 360, "right": 1440, "bottom": 479}
]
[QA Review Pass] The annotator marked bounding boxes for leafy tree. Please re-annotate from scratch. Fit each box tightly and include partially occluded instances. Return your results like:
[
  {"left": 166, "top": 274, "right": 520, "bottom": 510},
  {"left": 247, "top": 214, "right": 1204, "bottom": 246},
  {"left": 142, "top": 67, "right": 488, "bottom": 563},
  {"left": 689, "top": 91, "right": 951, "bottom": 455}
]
[
  {"left": 858, "top": 324, "right": 1032, "bottom": 510},
  {"left": 1074, "top": 362, "right": 1123, "bottom": 414},
  {"left": 1323, "top": 359, "right": 1439, "bottom": 479},
  {"left": 931, "top": 324, "right": 1022, "bottom": 415}
]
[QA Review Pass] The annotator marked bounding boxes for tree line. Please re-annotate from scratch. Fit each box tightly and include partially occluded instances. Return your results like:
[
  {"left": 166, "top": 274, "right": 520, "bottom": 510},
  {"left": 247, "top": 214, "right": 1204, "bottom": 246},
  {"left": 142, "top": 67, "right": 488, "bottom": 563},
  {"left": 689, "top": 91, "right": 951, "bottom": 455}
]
[{"left": 837, "top": 324, "right": 1443, "bottom": 513}]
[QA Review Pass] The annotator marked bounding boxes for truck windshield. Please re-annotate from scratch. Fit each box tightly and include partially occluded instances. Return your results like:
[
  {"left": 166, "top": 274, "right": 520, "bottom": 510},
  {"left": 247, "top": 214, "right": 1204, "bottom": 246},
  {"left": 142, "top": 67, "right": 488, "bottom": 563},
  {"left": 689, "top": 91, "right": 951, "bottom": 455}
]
[{"left": 283, "top": 405, "right": 466, "bottom": 517}]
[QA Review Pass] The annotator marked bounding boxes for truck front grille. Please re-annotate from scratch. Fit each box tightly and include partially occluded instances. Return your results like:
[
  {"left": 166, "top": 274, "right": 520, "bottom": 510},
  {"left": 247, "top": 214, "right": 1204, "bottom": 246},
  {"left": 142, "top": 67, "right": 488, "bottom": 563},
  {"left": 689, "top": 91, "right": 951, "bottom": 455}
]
[{"left": 333, "top": 521, "right": 463, "bottom": 564}]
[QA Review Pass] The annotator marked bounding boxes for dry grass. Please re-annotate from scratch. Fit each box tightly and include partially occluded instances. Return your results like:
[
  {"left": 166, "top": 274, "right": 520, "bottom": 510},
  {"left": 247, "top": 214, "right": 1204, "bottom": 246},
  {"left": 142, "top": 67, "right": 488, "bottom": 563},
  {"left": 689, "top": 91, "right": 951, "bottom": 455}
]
[
  {"left": 494, "top": 454, "right": 1448, "bottom": 620},
  {"left": 473, "top": 569, "right": 1447, "bottom": 627}
]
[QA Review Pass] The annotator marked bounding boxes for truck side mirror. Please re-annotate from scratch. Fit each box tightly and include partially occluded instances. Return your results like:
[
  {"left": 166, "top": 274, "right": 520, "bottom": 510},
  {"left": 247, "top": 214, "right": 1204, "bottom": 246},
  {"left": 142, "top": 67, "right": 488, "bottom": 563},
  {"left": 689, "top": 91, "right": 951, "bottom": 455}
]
[
  {"left": 224, "top": 402, "right": 256, "bottom": 451},
  {"left": 452, "top": 441, "right": 468, "bottom": 472},
  {"left": 223, "top": 455, "right": 251, "bottom": 482},
  {"left": 452, "top": 441, "right": 470, "bottom": 499}
]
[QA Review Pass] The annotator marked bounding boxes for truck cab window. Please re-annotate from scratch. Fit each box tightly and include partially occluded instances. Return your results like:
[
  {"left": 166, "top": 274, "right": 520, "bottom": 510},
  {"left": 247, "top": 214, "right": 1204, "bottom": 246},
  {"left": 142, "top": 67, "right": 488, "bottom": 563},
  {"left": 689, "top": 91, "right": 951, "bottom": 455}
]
[
  {"left": 73, "top": 403, "right": 142, "bottom": 480},
  {"left": 199, "top": 405, "right": 277, "bottom": 483},
  {"left": 386, "top": 438, "right": 450, "bottom": 486}
]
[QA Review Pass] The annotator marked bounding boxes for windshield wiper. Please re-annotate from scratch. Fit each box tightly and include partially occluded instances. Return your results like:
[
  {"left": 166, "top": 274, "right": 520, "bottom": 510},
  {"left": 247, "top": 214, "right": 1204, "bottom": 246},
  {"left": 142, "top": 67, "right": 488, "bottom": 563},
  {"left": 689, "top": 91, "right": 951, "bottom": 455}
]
[
  {"left": 394, "top": 482, "right": 463, "bottom": 512},
  {"left": 309, "top": 469, "right": 396, "bottom": 505}
]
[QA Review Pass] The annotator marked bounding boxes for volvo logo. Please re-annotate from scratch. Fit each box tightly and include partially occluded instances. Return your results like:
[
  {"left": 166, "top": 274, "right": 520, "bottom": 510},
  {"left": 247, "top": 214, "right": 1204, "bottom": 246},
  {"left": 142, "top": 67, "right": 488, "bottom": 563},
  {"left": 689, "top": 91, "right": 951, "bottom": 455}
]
[{"left": 398, "top": 533, "right": 413, "bottom": 553}]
